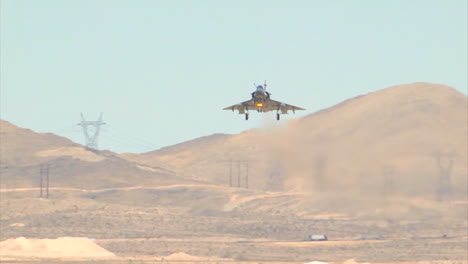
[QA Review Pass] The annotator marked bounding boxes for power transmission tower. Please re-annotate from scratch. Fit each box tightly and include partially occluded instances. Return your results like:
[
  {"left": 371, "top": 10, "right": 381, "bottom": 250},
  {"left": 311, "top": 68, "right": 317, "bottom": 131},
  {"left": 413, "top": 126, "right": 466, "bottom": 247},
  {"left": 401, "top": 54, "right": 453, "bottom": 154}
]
[
  {"left": 218, "top": 160, "right": 233, "bottom": 187},
  {"left": 46, "top": 164, "right": 49, "bottom": 199},
  {"left": 77, "top": 113, "right": 106, "bottom": 149},
  {"left": 39, "top": 163, "right": 49, "bottom": 199},
  {"left": 246, "top": 160, "right": 249, "bottom": 189},
  {"left": 40, "top": 164, "right": 43, "bottom": 198},
  {"left": 229, "top": 160, "right": 233, "bottom": 187},
  {"left": 237, "top": 161, "right": 241, "bottom": 188},
  {"left": 218, "top": 159, "right": 250, "bottom": 188},
  {"left": 434, "top": 152, "right": 455, "bottom": 201}
]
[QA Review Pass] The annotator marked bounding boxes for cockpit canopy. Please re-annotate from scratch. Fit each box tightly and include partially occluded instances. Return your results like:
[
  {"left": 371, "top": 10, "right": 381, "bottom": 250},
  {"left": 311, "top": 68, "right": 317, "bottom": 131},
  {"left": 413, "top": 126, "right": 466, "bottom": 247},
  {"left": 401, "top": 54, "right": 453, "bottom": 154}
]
[{"left": 256, "top": 85, "right": 264, "bottom": 90}]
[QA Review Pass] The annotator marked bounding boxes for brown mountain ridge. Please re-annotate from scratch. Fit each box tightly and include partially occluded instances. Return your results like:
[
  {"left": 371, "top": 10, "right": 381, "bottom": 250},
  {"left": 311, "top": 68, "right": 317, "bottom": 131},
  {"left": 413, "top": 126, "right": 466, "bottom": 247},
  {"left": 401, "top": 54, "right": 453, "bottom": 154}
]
[{"left": 0, "top": 120, "right": 187, "bottom": 189}]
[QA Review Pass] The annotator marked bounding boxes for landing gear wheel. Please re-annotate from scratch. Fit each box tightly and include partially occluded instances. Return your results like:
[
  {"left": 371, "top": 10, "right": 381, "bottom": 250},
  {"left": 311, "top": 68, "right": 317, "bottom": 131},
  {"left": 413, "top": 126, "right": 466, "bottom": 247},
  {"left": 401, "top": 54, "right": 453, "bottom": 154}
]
[
  {"left": 276, "top": 113, "right": 280, "bottom": 120},
  {"left": 245, "top": 113, "right": 249, "bottom": 120}
]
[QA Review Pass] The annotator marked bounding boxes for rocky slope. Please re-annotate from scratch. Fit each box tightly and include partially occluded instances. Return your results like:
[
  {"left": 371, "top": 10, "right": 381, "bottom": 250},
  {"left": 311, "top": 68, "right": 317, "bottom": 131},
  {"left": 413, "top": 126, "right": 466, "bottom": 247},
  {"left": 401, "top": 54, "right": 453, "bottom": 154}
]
[{"left": 0, "top": 120, "right": 185, "bottom": 189}]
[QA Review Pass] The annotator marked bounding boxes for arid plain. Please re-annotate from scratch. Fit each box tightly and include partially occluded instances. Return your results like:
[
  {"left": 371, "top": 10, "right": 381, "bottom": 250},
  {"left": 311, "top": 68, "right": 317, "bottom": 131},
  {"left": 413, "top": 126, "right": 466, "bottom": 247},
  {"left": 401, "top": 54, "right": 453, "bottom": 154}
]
[{"left": 0, "top": 83, "right": 467, "bottom": 263}]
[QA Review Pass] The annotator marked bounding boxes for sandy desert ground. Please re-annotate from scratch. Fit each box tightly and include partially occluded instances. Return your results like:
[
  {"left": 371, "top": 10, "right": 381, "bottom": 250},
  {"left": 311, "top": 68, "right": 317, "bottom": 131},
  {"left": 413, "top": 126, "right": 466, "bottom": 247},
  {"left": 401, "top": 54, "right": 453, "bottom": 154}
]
[{"left": 0, "top": 187, "right": 467, "bottom": 263}]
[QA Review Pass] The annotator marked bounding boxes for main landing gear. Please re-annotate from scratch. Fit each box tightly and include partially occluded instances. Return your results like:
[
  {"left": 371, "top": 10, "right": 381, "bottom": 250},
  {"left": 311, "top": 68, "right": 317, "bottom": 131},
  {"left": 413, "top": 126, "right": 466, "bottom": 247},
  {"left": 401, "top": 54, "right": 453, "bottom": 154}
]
[
  {"left": 276, "top": 113, "right": 280, "bottom": 120},
  {"left": 245, "top": 113, "right": 249, "bottom": 120}
]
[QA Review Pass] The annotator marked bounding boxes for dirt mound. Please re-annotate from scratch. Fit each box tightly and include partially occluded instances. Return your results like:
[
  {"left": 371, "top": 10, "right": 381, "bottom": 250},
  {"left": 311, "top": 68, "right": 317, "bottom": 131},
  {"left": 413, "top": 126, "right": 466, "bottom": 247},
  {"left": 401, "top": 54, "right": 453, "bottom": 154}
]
[
  {"left": 163, "top": 251, "right": 207, "bottom": 260},
  {"left": 343, "top": 259, "right": 369, "bottom": 264},
  {"left": 162, "top": 251, "right": 231, "bottom": 261},
  {"left": 0, "top": 237, "right": 116, "bottom": 259}
]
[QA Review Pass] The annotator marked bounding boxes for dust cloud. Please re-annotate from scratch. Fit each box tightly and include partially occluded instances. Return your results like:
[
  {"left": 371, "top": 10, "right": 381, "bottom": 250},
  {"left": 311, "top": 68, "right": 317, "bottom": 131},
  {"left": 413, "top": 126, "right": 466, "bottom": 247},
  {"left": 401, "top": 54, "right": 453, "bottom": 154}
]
[{"left": 251, "top": 85, "right": 468, "bottom": 218}]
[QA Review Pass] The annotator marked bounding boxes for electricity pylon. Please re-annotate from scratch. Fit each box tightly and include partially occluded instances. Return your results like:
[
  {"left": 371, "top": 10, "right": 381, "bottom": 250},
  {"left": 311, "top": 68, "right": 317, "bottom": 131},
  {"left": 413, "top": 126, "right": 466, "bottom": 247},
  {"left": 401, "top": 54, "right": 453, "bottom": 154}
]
[
  {"left": 434, "top": 152, "right": 454, "bottom": 201},
  {"left": 77, "top": 113, "right": 106, "bottom": 149}
]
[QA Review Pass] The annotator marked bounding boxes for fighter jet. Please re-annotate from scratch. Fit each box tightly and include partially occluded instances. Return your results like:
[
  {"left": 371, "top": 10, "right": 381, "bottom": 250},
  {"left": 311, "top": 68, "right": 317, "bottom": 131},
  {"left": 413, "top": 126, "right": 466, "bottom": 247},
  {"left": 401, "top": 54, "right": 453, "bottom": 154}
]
[{"left": 223, "top": 81, "right": 305, "bottom": 120}]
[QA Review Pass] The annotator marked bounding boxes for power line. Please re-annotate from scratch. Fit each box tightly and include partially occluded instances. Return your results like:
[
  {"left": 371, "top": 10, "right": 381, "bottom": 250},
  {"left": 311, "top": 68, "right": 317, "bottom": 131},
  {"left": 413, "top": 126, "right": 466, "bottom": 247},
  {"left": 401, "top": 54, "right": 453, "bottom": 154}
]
[
  {"left": 40, "top": 165, "right": 43, "bottom": 198},
  {"left": 99, "top": 126, "right": 160, "bottom": 153},
  {"left": 101, "top": 129, "right": 156, "bottom": 150},
  {"left": 39, "top": 163, "right": 49, "bottom": 199},
  {"left": 218, "top": 159, "right": 251, "bottom": 189},
  {"left": 46, "top": 164, "right": 49, "bottom": 199},
  {"left": 105, "top": 125, "right": 158, "bottom": 148}
]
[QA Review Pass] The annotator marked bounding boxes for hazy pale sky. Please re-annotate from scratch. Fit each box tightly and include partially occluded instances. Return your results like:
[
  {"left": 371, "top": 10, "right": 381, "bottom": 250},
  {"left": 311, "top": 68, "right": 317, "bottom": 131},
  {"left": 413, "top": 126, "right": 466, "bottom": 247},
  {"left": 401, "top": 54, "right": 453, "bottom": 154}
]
[{"left": 1, "top": 0, "right": 467, "bottom": 153}]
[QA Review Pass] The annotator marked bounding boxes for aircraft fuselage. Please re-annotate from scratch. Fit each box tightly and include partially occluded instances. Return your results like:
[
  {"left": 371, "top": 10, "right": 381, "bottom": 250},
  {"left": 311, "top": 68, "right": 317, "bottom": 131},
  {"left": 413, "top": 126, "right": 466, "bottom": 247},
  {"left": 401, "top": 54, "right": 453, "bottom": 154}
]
[{"left": 252, "top": 85, "right": 270, "bottom": 102}]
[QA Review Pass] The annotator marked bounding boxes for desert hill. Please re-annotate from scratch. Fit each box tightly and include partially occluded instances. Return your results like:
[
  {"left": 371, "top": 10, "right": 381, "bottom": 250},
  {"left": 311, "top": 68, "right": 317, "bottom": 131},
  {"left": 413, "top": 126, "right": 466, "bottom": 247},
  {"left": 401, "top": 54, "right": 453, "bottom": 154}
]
[
  {"left": 268, "top": 82, "right": 467, "bottom": 196},
  {"left": 123, "top": 82, "right": 467, "bottom": 199},
  {"left": 0, "top": 120, "right": 188, "bottom": 189},
  {"left": 0, "top": 120, "right": 78, "bottom": 167}
]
